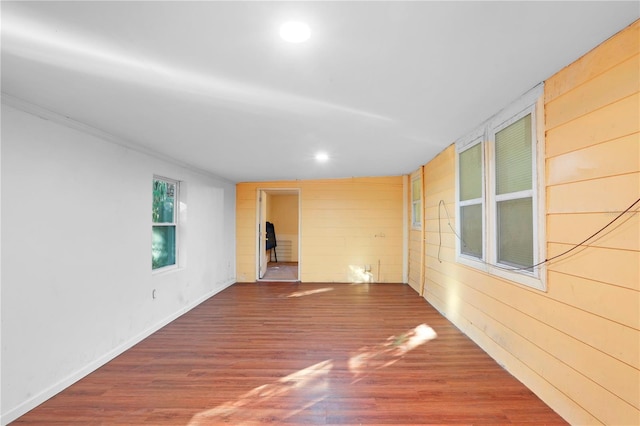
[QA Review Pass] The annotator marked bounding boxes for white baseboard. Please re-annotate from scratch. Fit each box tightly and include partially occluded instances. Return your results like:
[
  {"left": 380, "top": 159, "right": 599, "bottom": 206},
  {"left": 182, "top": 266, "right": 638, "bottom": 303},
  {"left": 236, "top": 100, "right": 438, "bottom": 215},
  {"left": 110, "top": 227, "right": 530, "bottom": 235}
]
[{"left": 1, "top": 279, "right": 235, "bottom": 425}]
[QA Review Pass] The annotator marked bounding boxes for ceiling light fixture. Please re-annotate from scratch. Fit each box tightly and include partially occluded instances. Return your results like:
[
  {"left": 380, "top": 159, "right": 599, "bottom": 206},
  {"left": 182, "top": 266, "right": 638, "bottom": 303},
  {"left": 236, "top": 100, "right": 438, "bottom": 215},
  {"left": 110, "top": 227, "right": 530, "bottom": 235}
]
[{"left": 280, "top": 21, "right": 311, "bottom": 43}]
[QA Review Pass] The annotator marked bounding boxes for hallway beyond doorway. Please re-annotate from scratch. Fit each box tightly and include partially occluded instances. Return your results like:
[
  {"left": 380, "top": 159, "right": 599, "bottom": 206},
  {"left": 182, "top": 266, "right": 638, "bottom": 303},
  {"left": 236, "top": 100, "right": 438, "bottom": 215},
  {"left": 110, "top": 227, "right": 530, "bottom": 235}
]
[{"left": 261, "top": 262, "right": 299, "bottom": 281}]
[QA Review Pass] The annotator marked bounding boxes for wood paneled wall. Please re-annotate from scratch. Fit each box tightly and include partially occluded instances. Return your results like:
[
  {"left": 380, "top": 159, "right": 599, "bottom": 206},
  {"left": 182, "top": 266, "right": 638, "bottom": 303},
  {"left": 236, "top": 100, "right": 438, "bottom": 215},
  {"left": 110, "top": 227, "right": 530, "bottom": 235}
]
[
  {"left": 237, "top": 177, "right": 404, "bottom": 283},
  {"left": 267, "top": 194, "right": 300, "bottom": 261},
  {"left": 268, "top": 194, "right": 299, "bottom": 235},
  {"left": 543, "top": 20, "right": 639, "bottom": 424},
  {"left": 413, "top": 21, "right": 639, "bottom": 425}
]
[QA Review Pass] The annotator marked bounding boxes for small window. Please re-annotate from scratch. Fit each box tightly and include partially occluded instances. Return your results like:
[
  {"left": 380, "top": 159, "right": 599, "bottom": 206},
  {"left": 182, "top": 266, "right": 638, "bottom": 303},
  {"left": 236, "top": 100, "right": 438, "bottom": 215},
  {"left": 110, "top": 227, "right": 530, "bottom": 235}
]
[
  {"left": 411, "top": 175, "right": 422, "bottom": 229},
  {"left": 152, "top": 177, "right": 178, "bottom": 270}
]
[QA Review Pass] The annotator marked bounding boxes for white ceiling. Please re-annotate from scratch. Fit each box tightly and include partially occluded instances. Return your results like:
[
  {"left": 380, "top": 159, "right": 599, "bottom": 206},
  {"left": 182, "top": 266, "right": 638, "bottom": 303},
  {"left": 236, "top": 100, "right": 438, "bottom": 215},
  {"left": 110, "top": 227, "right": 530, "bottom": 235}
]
[{"left": 2, "top": 1, "right": 638, "bottom": 183}]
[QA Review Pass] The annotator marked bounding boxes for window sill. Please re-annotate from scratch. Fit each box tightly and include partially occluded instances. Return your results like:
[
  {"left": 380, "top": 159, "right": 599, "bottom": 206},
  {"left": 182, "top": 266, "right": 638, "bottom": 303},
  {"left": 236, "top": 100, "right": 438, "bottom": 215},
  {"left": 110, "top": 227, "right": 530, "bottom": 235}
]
[
  {"left": 152, "top": 265, "right": 181, "bottom": 276},
  {"left": 456, "top": 255, "right": 546, "bottom": 291}
]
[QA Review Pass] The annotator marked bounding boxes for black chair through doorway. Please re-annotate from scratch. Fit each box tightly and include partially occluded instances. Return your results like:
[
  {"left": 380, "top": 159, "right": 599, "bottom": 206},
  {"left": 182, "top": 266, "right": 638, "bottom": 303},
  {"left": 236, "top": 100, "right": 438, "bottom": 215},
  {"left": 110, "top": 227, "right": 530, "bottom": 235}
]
[{"left": 266, "top": 221, "right": 277, "bottom": 262}]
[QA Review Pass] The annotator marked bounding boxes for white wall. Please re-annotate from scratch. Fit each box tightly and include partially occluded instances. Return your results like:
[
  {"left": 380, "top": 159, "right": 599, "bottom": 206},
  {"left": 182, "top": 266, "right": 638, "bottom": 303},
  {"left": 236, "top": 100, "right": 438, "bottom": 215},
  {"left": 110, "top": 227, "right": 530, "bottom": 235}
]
[{"left": 0, "top": 102, "right": 236, "bottom": 424}]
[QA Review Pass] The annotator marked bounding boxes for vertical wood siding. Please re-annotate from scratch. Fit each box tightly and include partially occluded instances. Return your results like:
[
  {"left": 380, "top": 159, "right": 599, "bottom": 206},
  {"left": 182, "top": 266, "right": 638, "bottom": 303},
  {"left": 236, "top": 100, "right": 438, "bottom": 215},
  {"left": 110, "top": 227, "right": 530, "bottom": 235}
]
[
  {"left": 237, "top": 177, "right": 404, "bottom": 283},
  {"left": 416, "top": 21, "right": 639, "bottom": 426}
]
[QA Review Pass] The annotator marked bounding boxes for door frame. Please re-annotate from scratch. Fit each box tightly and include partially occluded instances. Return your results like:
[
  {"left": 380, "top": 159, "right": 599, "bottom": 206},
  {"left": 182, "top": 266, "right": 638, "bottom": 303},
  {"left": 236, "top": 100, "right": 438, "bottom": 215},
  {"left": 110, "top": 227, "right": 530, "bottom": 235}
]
[{"left": 255, "top": 188, "right": 301, "bottom": 281}]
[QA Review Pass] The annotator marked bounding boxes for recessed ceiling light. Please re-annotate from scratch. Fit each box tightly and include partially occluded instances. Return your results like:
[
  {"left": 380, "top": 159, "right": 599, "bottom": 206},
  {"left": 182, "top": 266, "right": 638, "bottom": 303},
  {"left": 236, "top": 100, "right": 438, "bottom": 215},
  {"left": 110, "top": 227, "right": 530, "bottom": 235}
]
[
  {"left": 315, "top": 152, "right": 329, "bottom": 162},
  {"left": 280, "top": 21, "right": 311, "bottom": 43}
]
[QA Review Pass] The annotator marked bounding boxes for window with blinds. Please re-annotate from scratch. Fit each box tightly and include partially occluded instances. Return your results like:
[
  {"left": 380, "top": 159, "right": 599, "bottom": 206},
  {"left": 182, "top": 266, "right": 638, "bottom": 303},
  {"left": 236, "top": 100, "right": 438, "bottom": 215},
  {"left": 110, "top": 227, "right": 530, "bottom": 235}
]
[
  {"left": 459, "top": 142, "right": 483, "bottom": 259},
  {"left": 494, "top": 114, "right": 534, "bottom": 269},
  {"left": 454, "top": 83, "right": 544, "bottom": 290},
  {"left": 411, "top": 175, "right": 422, "bottom": 229}
]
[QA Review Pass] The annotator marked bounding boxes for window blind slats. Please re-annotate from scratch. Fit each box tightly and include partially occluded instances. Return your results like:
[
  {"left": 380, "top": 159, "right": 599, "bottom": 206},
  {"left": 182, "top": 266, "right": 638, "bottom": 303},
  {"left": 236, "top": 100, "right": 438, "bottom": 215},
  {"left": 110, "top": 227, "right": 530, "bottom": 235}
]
[
  {"left": 495, "top": 114, "right": 532, "bottom": 195},
  {"left": 412, "top": 178, "right": 421, "bottom": 201},
  {"left": 411, "top": 177, "right": 422, "bottom": 227},
  {"left": 459, "top": 143, "right": 482, "bottom": 201},
  {"left": 461, "top": 204, "right": 483, "bottom": 258},
  {"left": 412, "top": 202, "right": 421, "bottom": 225},
  {"left": 497, "top": 197, "right": 533, "bottom": 268}
]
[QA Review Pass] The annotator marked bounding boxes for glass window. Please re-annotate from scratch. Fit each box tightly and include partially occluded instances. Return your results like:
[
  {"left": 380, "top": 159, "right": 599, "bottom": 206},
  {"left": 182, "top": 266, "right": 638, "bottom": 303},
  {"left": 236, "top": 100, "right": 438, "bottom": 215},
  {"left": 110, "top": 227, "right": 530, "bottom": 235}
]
[
  {"left": 494, "top": 115, "right": 534, "bottom": 269},
  {"left": 459, "top": 143, "right": 483, "bottom": 201},
  {"left": 458, "top": 142, "right": 483, "bottom": 259},
  {"left": 497, "top": 197, "right": 533, "bottom": 269},
  {"left": 411, "top": 175, "right": 422, "bottom": 228},
  {"left": 152, "top": 177, "right": 178, "bottom": 270},
  {"left": 495, "top": 114, "right": 532, "bottom": 195},
  {"left": 461, "top": 204, "right": 483, "bottom": 258},
  {"left": 454, "top": 83, "right": 544, "bottom": 290}
]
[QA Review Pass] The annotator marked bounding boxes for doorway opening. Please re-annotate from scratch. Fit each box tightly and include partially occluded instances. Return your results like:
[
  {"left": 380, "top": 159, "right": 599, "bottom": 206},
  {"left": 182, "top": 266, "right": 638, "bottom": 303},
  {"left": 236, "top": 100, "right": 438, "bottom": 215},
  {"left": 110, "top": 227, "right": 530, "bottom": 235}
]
[{"left": 257, "top": 189, "right": 300, "bottom": 282}]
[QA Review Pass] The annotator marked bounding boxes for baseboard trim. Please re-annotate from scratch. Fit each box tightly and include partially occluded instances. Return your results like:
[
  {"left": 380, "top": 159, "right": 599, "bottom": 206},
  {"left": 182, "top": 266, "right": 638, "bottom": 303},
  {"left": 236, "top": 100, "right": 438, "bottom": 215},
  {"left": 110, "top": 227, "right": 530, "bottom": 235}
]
[{"left": 1, "top": 279, "right": 235, "bottom": 425}]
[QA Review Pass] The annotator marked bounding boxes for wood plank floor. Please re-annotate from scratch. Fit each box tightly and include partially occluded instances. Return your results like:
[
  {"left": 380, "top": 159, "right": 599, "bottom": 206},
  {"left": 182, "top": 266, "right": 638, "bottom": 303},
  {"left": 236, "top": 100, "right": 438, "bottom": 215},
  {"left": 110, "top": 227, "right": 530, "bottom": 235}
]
[{"left": 13, "top": 283, "right": 567, "bottom": 425}]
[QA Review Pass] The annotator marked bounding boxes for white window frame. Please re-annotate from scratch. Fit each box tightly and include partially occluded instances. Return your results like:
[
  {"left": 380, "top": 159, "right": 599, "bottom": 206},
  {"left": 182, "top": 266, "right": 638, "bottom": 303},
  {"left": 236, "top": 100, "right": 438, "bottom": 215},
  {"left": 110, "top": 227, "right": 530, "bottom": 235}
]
[
  {"left": 455, "top": 84, "right": 546, "bottom": 291},
  {"left": 152, "top": 175, "right": 180, "bottom": 273},
  {"left": 411, "top": 174, "right": 422, "bottom": 229}
]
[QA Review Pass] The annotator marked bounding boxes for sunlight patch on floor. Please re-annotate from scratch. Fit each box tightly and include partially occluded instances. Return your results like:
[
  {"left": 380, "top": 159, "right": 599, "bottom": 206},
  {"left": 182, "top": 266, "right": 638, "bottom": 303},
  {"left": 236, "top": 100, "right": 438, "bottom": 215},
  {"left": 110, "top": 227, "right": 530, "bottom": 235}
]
[
  {"left": 349, "top": 324, "right": 437, "bottom": 382},
  {"left": 187, "top": 360, "right": 333, "bottom": 425},
  {"left": 286, "top": 287, "right": 334, "bottom": 298}
]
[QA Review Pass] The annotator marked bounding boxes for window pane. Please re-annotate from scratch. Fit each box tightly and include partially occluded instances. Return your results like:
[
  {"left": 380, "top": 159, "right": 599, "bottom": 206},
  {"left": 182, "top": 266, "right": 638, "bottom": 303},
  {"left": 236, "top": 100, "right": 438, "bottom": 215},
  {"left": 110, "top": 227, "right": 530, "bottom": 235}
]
[
  {"left": 152, "top": 225, "right": 176, "bottom": 269},
  {"left": 459, "top": 144, "right": 482, "bottom": 201},
  {"left": 153, "top": 179, "right": 175, "bottom": 223},
  {"left": 412, "top": 202, "right": 421, "bottom": 225},
  {"left": 495, "top": 115, "right": 532, "bottom": 195},
  {"left": 497, "top": 197, "right": 533, "bottom": 269},
  {"left": 461, "top": 204, "right": 482, "bottom": 258},
  {"left": 412, "top": 178, "right": 421, "bottom": 201}
]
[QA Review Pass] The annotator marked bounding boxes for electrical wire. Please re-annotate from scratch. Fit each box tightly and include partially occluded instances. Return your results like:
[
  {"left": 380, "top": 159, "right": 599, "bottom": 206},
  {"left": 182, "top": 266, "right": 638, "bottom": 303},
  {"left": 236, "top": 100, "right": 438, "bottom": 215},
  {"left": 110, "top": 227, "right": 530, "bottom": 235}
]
[
  {"left": 437, "top": 199, "right": 464, "bottom": 263},
  {"left": 437, "top": 197, "right": 640, "bottom": 271}
]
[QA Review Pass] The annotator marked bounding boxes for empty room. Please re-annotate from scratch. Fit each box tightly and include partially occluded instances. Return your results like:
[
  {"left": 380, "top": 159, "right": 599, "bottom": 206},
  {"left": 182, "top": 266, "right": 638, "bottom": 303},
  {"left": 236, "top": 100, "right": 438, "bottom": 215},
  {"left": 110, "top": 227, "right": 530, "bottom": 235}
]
[{"left": 1, "top": 2, "right": 639, "bottom": 425}]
